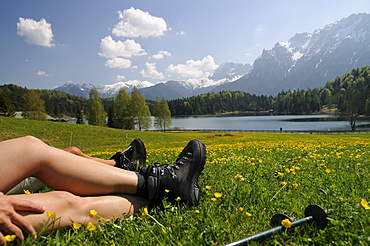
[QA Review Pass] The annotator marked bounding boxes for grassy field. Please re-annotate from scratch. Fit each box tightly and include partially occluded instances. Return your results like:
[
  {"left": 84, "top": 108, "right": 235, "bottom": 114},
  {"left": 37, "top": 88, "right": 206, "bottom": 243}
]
[{"left": 1, "top": 117, "right": 370, "bottom": 245}]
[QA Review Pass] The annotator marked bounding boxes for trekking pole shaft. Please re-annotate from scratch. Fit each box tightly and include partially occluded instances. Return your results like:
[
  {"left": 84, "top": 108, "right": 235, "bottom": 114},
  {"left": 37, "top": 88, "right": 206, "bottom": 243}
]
[{"left": 225, "top": 216, "right": 314, "bottom": 246}]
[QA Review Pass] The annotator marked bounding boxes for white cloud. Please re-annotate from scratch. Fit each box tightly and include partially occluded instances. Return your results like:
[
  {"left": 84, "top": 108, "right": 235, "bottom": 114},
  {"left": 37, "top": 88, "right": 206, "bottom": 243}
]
[
  {"left": 98, "top": 35, "right": 147, "bottom": 59},
  {"left": 140, "top": 62, "right": 164, "bottom": 80},
  {"left": 176, "top": 31, "right": 186, "bottom": 35},
  {"left": 17, "top": 17, "right": 55, "bottom": 47},
  {"left": 116, "top": 75, "right": 126, "bottom": 81},
  {"left": 165, "top": 55, "right": 218, "bottom": 78},
  {"left": 112, "top": 7, "right": 168, "bottom": 38},
  {"left": 255, "top": 25, "right": 264, "bottom": 33},
  {"left": 35, "top": 71, "right": 53, "bottom": 77},
  {"left": 105, "top": 58, "right": 132, "bottom": 69},
  {"left": 151, "top": 50, "right": 171, "bottom": 60}
]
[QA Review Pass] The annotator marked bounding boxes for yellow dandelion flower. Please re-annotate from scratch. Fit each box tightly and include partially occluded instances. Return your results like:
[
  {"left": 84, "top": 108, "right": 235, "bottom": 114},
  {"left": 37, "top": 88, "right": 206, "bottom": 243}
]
[
  {"left": 258, "top": 159, "right": 263, "bottom": 163},
  {"left": 47, "top": 211, "right": 56, "bottom": 218},
  {"left": 325, "top": 169, "right": 331, "bottom": 173},
  {"left": 292, "top": 183, "right": 298, "bottom": 189},
  {"left": 24, "top": 190, "right": 31, "bottom": 194},
  {"left": 141, "top": 207, "right": 149, "bottom": 216},
  {"left": 360, "top": 199, "right": 370, "bottom": 209},
  {"left": 4, "top": 235, "right": 16, "bottom": 242},
  {"left": 89, "top": 209, "right": 97, "bottom": 218},
  {"left": 162, "top": 228, "right": 167, "bottom": 234},
  {"left": 245, "top": 212, "right": 252, "bottom": 217},
  {"left": 239, "top": 207, "right": 244, "bottom": 211},
  {"left": 72, "top": 222, "right": 82, "bottom": 229},
  {"left": 277, "top": 172, "right": 284, "bottom": 176},
  {"left": 175, "top": 197, "right": 181, "bottom": 201},
  {"left": 86, "top": 222, "right": 96, "bottom": 231},
  {"left": 281, "top": 181, "right": 288, "bottom": 185},
  {"left": 195, "top": 210, "right": 200, "bottom": 214},
  {"left": 281, "top": 218, "right": 291, "bottom": 228},
  {"left": 211, "top": 198, "right": 217, "bottom": 202},
  {"left": 234, "top": 174, "right": 242, "bottom": 179},
  {"left": 165, "top": 189, "right": 170, "bottom": 193},
  {"left": 214, "top": 192, "right": 223, "bottom": 198},
  {"left": 357, "top": 163, "right": 361, "bottom": 166},
  {"left": 205, "top": 185, "right": 212, "bottom": 190}
]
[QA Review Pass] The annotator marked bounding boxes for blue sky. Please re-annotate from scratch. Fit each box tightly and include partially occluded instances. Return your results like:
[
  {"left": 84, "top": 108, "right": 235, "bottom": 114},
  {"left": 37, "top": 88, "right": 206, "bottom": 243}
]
[{"left": 1, "top": 0, "right": 370, "bottom": 89}]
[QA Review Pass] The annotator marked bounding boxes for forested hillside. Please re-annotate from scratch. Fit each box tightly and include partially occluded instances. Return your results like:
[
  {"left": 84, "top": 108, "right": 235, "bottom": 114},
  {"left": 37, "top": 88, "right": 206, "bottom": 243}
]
[
  {"left": 0, "top": 84, "right": 88, "bottom": 118},
  {"left": 1, "top": 66, "right": 370, "bottom": 121},
  {"left": 168, "top": 66, "right": 370, "bottom": 117}
]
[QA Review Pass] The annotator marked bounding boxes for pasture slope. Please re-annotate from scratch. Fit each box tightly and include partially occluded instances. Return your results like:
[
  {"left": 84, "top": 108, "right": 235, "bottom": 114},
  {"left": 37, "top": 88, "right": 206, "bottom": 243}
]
[{"left": 0, "top": 116, "right": 370, "bottom": 245}]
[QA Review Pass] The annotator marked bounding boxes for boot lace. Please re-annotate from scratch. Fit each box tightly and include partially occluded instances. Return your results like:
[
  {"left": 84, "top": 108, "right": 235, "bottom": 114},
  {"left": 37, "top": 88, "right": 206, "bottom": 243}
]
[{"left": 152, "top": 162, "right": 177, "bottom": 178}]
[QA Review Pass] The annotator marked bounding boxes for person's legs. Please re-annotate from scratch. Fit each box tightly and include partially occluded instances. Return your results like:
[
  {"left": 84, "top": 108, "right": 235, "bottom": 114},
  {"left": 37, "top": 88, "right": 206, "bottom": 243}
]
[
  {"left": 63, "top": 147, "right": 115, "bottom": 166},
  {"left": 12, "top": 191, "right": 150, "bottom": 233},
  {"left": 0, "top": 136, "right": 138, "bottom": 196},
  {"left": 1, "top": 136, "right": 206, "bottom": 206}
]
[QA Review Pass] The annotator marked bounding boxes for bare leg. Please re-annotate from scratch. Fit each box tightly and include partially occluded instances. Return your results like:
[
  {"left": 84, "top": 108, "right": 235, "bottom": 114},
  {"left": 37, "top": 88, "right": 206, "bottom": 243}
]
[
  {"left": 63, "top": 147, "right": 115, "bottom": 166},
  {"left": 12, "top": 191, "right": 150, "bottom": 233},
  {"left": 0, "top": 136, "right": 138, "bottom": 196}
]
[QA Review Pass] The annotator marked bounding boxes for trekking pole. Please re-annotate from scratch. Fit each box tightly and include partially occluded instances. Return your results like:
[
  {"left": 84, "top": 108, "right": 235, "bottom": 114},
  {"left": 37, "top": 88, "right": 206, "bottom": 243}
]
[{"left": 224, "top": 204, "right": 333, "bottom": 246}]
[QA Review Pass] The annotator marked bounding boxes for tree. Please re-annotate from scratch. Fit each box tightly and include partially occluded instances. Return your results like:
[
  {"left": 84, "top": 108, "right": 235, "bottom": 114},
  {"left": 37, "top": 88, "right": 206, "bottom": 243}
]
[
  {"left": 0, "top": 88, "right": 15, "bottom": 117},
  {"left": 107, "top": 105, "right": 116, "bottom": 128},
  {"left": 153, "top": 97, "right": 172, "bottom": 131},
  {"left": 22, "top": 90, "right": 47, "bottom": 120},
  {"left": 86, "top": 88, "right": 106, "bottom": 126},
  {"left": 114, "top": 88, "right": 134, "bottom": 129},
  {"left": 131, "top": 87, "right": 152, "bottom": 130},
  {"left": 341, "top": 89, "right": 365, "bottom": 131},
  {"left": 75, "top": 105, "right": 84, "bottom": 124}
]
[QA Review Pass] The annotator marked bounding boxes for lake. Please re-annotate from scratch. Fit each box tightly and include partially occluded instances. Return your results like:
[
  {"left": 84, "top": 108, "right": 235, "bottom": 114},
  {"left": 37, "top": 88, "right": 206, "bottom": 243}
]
[
  {"left": 73, "top": 114, "right": 370, "bottom": 131},
  {"left": 169, "top": 115, "right": 370, "bottom": 131}
]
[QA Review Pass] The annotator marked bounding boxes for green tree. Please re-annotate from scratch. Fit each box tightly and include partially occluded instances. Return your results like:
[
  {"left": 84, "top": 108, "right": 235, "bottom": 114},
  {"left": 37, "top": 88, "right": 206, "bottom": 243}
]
[
  {"left": 114, "top": 88, "right": 134, "bottom": 129},
  {"left": 75, "top": 105, "right": 84, "bottom": 124},
  {"left": 0, "top": 88, "right": 15, "bottom": 117},
  {"left": 153, "top": 97, "right": 172, "bottom": 131},
  {"left": 86, "top": 88, "right": 106, "bottom": 126},
  {"left": 107, "top": 105, "right": 116, "bottom": 128},
  {"left": 365, "top": 99, "right": 370, "bottom": 116},
  {"left": 341, "top": 89, "right": 365, "bottom": 131},
  {"left": 21, "top": 90, "right": 47, "bottom": 120},
  {"left": 131, "top": 87, "right": 152, "bottom": 130}
]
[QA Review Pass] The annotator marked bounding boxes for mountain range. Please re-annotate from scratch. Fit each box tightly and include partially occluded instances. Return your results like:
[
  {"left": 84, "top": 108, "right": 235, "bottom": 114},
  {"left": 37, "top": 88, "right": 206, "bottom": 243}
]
[{"left": 55, "top": 13, "right": 370, "bottom": 100}]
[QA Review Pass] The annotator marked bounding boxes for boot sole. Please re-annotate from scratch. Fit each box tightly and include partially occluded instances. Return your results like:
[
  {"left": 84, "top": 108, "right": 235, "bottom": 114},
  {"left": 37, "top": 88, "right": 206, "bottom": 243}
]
[
  {"left": 188, "top": 140, "right": 206, "bottom": 206},
  {"left": 132, "top": 138, "right": 147, "bottom": 171}
]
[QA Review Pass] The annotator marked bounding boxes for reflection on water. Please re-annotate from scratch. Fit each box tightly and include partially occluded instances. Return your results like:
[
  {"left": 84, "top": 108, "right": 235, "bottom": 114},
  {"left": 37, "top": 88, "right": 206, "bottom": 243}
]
[{"left": 170, "top": 115, "right": 370, "bottom": 131}]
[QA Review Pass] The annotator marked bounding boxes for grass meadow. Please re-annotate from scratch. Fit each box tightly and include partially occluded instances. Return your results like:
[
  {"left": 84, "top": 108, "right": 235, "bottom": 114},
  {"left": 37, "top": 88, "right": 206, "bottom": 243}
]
[{"left": 1, "top": 117, "right": 370, "bottom": 245}]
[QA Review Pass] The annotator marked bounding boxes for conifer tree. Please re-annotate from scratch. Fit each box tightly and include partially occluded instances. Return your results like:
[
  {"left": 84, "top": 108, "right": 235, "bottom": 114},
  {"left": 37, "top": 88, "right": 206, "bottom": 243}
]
[
  {"left": 75, "top": 105, "right": 84, "bottom": 124},
  {"left": 86, "top": 88, "right": 106, "bottom": 126},
  {"left": 114, "top": 88, "right": 134, "bottom": 129},
  {"left": 0, "top": 88, "right": 15, "bottom": 117},
  {"left": 153, "top": 97, "right": 172, "bottom": 132},
  {"left": 21, "top": 90, "right": 47, "bottom": 120},
  {"left": 131, "top": 87, "right": 152, "bottom": 130},
  {"left": 107, "top": 105, "right": 116, "bottom": 128}
]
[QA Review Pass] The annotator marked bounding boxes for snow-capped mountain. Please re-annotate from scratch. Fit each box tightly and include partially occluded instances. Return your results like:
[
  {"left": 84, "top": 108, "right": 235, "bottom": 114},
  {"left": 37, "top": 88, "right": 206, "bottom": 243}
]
[
  {"left": 55, "top": 13, "right": 370, "bottom": 100},
  {"left": 54, "top": 62, "right": 250, "bottom": 99},
  {"left": 55, "top": 80, "right": 154, "bottom": 99},
  {"left": 213, "top": 13, "right": 370, "bottom": 95}
]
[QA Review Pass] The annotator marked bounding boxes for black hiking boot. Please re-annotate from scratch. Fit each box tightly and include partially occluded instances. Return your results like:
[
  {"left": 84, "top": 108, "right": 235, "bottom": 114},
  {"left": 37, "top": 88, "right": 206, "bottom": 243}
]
[
  {"left": 110, "top": 138, "right": 146, "bottom": 171},
  {"left": 140, "top": 139, "right": 206, "bottom": 206}
]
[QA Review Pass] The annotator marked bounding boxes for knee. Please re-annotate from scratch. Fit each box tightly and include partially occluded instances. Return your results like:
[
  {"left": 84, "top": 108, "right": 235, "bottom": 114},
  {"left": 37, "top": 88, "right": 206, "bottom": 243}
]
[
  {"left": 19, "top": 135, "right": 46, "bottom": 146},
  {"left": 47, "top": 191, "right": 81, "bottom": 209},
  {"left": 64, "top": 147, "right": 82, "bottom": 156}
]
